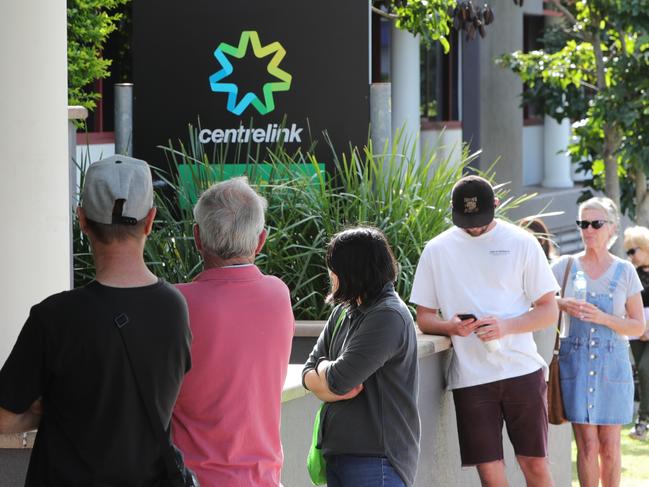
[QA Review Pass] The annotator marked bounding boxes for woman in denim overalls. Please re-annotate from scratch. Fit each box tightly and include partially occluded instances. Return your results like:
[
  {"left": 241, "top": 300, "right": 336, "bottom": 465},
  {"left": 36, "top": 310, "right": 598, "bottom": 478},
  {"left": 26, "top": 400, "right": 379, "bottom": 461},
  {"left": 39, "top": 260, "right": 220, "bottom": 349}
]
[{"left": 553, "top": 197, "right": 645, "bottom": 487}]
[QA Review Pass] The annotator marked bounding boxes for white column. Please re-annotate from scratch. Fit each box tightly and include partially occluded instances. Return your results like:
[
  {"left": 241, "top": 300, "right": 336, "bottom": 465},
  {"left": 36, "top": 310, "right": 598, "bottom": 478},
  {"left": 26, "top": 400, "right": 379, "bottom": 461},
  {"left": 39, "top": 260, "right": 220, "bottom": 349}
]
[
  {"left": 0, "top": 1, "right": 70, "bottom": 365},
  {"left": 542, "top": 115, "right": 574, "bottom": 188},
  {"left": 390, "top": 24, "right": 420, "bottom": 166},
  {"left": 370, "top": 82, "right": 392, "bottom": 155}
]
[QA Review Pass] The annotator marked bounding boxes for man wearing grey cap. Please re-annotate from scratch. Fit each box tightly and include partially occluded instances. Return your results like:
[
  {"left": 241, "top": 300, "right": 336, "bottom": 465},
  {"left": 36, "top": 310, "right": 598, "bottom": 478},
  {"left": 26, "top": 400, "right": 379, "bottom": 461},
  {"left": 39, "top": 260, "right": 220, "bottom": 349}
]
[
  {"left": 0, "top": 156, "right": 192, "bottom": 486},
  {"left": 410, "top": 175, "right": 559, "bottom": 487}
]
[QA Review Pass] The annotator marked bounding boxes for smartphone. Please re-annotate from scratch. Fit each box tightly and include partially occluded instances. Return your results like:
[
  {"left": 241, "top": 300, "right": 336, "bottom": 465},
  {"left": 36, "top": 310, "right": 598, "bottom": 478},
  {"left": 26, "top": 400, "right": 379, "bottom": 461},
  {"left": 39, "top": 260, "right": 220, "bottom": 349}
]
[{"left": 457, "top": 313, "right": 477, "bottom": 321}]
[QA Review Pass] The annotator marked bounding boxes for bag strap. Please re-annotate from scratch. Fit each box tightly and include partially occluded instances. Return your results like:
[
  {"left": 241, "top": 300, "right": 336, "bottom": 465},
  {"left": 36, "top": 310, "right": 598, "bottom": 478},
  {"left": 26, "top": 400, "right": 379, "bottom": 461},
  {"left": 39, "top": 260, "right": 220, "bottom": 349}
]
[
  {"left": 331, "top": 305, "right": 347, "bottom": 342},
  {"left": 554, "top": 256, "right": 574, "bottom": 354},
  {"left": 112, "top": 313, "right": 183, "bottom": 481},
  {"left": 313, "top": 306, "right": 348, "bottom": 448}
]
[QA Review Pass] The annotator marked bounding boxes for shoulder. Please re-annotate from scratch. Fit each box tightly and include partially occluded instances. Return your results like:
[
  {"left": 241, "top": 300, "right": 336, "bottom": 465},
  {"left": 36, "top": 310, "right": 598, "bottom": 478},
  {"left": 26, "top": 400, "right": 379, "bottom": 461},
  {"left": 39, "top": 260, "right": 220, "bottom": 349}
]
[
  {"left": 156, "top": 280, "right": 188, "bottom": 305},
  {"left": 551, "top": 254, "right": 574, "bottom": 271},
  {"left": 614, "top": 255, "right": 634, "bottom": 268},
  {"left": 260, "top": 273, "right": 291, "bottom": 294},
  {"left": 174, "top": 277, "right": 213, "bottom": 301},
  {"left": 497, "top": 219, "right": 537, "bottom": 244},
  {"left": 32, "top": 287, "right": 88, "bottom": 316},
  {"left": 423, "top": 226, "right": 460, "bottom": 252},
  {"left": 366, "top": 294, "right": 414, "bottom": 330},
  {"left": 613, "top": 256, "right": 638, "bottom": 277},
  {"left": 22, "top": 286, "right": 102, "bottom": 335},
  {"left": 121, "top": 281, "right": 189, "bottom": 320}
]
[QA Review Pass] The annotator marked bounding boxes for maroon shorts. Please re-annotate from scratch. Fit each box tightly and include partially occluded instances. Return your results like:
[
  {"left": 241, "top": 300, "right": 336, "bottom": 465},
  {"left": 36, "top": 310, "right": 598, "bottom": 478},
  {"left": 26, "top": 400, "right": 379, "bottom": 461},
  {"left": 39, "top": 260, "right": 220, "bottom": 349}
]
[{"left": 452, "top": 368, "right": 548, "bottom": 466}]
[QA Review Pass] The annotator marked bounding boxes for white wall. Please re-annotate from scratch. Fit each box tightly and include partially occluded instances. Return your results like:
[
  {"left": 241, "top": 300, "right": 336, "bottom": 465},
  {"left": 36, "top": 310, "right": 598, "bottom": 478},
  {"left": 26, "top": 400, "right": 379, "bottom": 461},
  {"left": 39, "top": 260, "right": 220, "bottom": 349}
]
[
  {"left": 0, "top": 1, "right": 69, "bottom": 365},
  {"left": 523, "top": 124, "right": 544, "bottom": 186}
]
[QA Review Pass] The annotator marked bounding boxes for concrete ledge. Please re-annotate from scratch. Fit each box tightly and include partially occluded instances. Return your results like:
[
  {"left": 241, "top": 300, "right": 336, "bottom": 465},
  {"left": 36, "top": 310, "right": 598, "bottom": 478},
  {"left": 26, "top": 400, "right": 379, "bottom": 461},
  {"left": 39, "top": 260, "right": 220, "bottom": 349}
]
[
  {"left": 294, "top": 320, "right": 326, "bottom": 337},
  {"left": 416, "top": 331, "right": 452, "bottom": 357},
  {"left": 282, "top": 364, "right": 309, "bottom": 403},
  {"left": 0, "top": 432, "right": 35, "bottom": 449},
  {"left": 295, "top": 320, "right": 451, "bottom": 355},
  {"left": 68, "top": 105, "right": 88, "bottom": 120}
]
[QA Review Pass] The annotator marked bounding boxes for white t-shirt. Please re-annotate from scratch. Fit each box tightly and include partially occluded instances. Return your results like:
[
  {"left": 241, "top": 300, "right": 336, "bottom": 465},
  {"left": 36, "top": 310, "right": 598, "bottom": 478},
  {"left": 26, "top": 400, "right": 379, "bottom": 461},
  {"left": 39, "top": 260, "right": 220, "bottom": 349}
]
[{"left": 410, "top": 220, "right": 560, "bottom": 389}]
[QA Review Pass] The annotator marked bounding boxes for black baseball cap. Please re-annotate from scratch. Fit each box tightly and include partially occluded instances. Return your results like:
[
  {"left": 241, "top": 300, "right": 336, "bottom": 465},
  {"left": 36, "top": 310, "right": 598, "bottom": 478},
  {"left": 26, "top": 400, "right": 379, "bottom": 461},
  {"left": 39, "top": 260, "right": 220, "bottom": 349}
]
[{"left": 451, "top": 175, "right": 496, "bottom": 228}]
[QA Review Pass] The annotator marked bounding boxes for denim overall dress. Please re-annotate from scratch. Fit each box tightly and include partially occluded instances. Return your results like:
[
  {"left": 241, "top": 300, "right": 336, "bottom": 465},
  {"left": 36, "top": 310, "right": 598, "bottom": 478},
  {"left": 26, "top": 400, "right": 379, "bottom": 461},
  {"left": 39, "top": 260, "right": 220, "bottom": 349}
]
[{"left": 559, "top": 262, "right": 634, "bottom": 424}]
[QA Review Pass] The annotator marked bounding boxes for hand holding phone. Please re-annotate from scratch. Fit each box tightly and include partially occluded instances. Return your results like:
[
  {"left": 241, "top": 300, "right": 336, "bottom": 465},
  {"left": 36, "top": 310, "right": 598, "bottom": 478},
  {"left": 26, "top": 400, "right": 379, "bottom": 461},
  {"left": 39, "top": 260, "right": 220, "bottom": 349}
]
[
  {"left": 457, "top": 313, "right": 477, "bottom": 321},
  {"left": 455, "top": 313, "right": 479, "bottom": 337}
]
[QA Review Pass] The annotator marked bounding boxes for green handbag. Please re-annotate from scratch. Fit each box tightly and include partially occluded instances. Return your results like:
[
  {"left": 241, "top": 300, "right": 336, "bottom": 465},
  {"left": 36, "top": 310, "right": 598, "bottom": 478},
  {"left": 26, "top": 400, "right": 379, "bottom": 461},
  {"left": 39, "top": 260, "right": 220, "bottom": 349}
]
[{"left": 306, "top": 306, "right": 347, "bottom": 485}]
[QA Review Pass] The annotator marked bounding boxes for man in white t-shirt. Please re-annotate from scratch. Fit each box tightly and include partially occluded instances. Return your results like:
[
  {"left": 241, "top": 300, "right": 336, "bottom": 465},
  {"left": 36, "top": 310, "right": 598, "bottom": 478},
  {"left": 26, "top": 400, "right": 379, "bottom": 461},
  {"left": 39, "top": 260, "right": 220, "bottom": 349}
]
[{"left": 411, "top": 175, "right": 560, "bottom": 487}]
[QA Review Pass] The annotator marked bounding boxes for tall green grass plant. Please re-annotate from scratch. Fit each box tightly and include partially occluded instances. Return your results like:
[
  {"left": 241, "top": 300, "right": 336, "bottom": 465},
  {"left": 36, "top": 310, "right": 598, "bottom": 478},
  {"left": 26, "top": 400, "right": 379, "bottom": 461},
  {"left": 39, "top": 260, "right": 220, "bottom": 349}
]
[{"left": 74, "top": 128, "right": 535, "bottom": 320}]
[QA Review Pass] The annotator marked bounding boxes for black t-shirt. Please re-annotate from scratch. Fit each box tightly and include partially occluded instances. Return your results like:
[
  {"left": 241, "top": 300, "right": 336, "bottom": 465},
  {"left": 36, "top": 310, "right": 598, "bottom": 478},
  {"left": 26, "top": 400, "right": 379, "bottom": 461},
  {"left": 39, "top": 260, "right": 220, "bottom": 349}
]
[
  {"left": 0, "top": 280, "right": 191, "bottom": 486},
  {"left": 637, "top": 266, "right": 649, "bottom": 307}
]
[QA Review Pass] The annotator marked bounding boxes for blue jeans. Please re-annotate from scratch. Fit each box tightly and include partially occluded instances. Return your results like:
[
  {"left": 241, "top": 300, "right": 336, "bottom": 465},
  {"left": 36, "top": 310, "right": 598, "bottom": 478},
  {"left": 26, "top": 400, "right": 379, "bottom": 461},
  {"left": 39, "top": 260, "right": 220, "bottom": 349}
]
[{"left": 326, "top": 455, "right": 406, "bottom": 487}]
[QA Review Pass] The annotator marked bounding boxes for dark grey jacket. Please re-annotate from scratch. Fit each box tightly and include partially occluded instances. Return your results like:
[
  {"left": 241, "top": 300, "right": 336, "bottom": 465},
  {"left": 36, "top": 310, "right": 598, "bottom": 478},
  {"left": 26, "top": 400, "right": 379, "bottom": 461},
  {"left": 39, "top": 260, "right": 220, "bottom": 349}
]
[{"left": 302, "top": 283, "right": 420, "bottom": 486}]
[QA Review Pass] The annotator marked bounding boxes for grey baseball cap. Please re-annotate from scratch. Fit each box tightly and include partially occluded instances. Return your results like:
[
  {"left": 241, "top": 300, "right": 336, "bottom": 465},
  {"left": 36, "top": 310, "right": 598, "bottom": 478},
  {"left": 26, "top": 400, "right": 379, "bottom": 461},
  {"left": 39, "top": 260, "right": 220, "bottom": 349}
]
[{"left": 81, "top": 155, "right": 154, "bottom": 225}]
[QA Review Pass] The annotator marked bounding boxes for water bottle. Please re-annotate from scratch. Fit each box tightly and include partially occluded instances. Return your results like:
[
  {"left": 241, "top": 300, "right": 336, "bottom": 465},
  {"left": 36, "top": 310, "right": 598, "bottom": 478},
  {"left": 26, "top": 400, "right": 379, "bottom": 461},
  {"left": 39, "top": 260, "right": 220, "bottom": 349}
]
[{"left": 573, "top": 270, "right": 588, "bottom": 301}]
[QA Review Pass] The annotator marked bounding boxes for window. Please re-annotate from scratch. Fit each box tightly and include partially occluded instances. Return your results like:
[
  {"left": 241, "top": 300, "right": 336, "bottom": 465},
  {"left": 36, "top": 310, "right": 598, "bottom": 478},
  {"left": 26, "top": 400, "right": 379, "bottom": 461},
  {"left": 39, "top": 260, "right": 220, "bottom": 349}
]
[{"left": 420, "top": 32, "right": 459, "bottom": 122}]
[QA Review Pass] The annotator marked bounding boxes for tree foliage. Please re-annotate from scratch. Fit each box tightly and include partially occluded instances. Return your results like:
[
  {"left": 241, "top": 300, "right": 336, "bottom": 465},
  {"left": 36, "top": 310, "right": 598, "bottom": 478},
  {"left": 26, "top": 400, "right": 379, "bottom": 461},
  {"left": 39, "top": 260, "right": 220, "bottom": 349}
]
[
  {"left": 497, "top": 0, "right": 649, "bottom": 222},
  {"left": 67, "top": 0, "right": 129, "bottom": 110},
  {"left": 375, "top": 0, "right": 456, "bottom": 51},
  {"left": 374, "top": 1, "right": 516, "bottom": 53}
]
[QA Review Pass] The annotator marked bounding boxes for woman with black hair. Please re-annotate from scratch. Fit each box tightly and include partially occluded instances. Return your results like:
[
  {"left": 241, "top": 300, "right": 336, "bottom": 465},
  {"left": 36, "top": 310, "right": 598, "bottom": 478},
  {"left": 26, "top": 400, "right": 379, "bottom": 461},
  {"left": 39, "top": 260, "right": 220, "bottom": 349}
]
[{"left": 302, "top": 227, "right": 421, "bottom": 487}]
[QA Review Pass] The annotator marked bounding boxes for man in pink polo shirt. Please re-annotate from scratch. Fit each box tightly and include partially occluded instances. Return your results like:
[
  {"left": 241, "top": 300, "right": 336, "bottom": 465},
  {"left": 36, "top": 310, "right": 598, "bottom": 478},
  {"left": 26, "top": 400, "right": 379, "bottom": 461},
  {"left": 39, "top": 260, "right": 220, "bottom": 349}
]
[{"left": 172, "top": 177, "right": 294, "bottom": 487}]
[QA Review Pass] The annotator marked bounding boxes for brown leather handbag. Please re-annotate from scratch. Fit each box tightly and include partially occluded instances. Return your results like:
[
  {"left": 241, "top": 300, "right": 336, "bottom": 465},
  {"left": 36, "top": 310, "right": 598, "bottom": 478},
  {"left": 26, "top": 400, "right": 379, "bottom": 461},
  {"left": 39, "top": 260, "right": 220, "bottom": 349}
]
[{"left": 548, "top": 256, "right": 573, "bottom": 425}]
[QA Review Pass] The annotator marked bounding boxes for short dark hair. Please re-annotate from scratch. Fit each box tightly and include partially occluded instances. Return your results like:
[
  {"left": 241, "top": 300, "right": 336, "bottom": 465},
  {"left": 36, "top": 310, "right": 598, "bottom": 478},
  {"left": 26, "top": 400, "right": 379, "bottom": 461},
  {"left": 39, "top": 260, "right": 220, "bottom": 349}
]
[
  {"left": 83, "top": 199, "right": 149, "bottom": 244},
  {"left": 84, "top": 218, "right": 148, "bottom": 244},
  {"left": 325, "top": 227, "right": 398, "bottom": 306}
]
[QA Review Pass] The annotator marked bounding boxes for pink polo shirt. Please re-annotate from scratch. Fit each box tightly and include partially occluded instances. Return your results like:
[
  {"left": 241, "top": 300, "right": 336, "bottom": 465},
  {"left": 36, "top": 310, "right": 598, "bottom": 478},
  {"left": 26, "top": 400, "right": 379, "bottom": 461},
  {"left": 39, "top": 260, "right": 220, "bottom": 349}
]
[{"left": 172, "top": 265, "right": 294, "bottom": 487}]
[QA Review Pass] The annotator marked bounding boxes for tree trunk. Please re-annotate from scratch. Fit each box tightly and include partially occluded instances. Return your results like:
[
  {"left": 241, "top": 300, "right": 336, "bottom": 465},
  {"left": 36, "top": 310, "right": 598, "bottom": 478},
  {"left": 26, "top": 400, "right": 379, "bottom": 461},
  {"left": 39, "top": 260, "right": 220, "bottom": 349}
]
[
  {"left": 593, "top": 28, "right": 624, "bottom": 254},
  {"left": 602, "top": 124, "right": 623, "bottom": 255},
  {"left": 635, "top": 167, "right": 649, "bottom": 227},
  {"left": 603, "top": 124, "right": 621, "bottom": 208},
  {"left": 593, "top": 32, "right": 620, "bottom": 210}
]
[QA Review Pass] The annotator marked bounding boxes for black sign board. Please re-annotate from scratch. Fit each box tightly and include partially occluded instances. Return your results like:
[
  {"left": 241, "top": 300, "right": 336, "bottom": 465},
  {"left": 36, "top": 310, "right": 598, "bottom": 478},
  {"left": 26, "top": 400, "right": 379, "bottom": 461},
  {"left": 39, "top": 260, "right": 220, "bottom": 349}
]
[{"left": 132, "top": 0, "right": 370, "bottom": 170}]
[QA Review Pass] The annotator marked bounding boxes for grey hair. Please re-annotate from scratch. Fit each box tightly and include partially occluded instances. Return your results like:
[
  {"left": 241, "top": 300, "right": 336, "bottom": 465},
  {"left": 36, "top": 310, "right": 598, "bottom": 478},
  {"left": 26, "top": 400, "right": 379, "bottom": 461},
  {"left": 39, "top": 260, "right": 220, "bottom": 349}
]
[
  {"left": 193, "top": 177, "right": 267, "bottom": 259},
  {"left": 578, "top": 196, "right": 620, "bottom": 248}
]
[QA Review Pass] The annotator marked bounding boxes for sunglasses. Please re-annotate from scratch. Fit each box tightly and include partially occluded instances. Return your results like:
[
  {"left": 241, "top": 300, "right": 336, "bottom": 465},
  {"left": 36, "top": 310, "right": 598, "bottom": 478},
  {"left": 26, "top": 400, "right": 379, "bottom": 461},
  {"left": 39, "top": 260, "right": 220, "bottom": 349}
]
[
  {"left": 576, "top": 220, "right": 609, "bottom": 230},
  {"left": 627, "top": 247, "right": 640, "bottom": 256}
]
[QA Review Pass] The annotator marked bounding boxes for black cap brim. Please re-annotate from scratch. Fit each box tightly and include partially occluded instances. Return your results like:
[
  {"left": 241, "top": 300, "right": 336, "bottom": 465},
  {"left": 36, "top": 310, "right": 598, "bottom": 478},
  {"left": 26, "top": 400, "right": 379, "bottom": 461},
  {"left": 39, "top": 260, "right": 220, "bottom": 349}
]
[{"left": 452, "top": 207, "right": 495, "bottom": 229}]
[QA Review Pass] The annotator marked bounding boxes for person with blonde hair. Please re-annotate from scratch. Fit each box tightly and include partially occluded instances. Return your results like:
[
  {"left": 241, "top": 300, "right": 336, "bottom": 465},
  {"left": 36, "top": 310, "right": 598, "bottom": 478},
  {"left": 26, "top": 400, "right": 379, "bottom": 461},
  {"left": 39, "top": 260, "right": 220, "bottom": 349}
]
[
  {"left": 623, "top": 225, "right": 649, "bottom": 440},
  {"left": 551, "top": 197, "right": 645, "bottom": 487}
]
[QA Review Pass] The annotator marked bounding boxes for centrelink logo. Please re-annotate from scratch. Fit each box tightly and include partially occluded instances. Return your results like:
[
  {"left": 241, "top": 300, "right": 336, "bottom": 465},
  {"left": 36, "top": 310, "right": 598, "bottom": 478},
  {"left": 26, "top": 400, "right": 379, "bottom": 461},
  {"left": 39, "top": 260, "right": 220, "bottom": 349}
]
[
  {"left": 202, "top": 30, "right": 303, "bottom": 145},
  {"left": 209, "top": 31, "right": 292, "bottom": 116}
]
